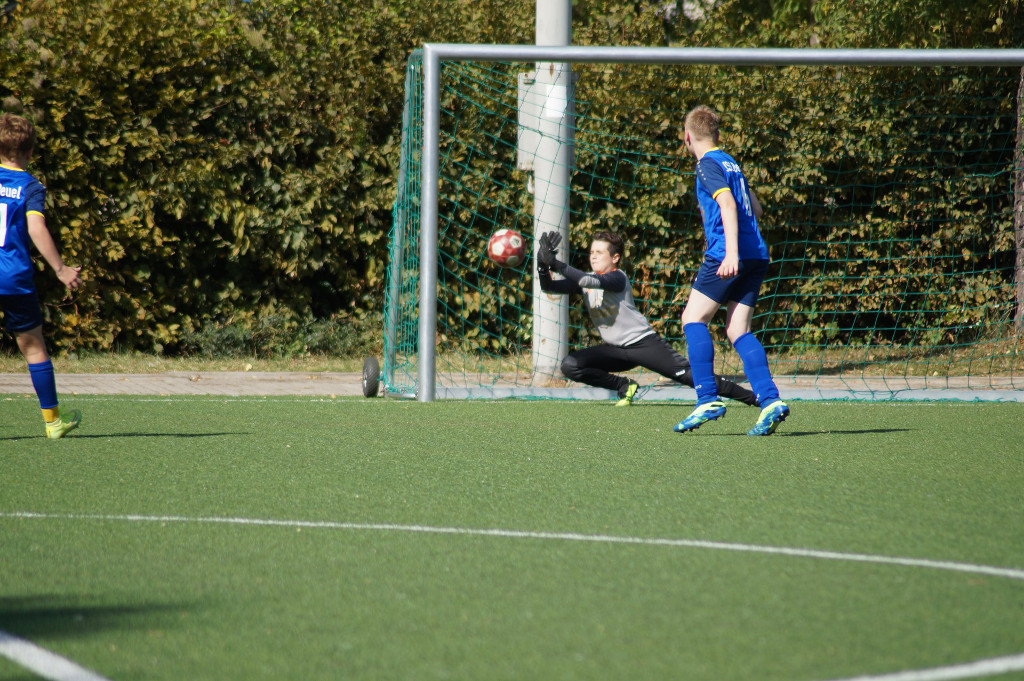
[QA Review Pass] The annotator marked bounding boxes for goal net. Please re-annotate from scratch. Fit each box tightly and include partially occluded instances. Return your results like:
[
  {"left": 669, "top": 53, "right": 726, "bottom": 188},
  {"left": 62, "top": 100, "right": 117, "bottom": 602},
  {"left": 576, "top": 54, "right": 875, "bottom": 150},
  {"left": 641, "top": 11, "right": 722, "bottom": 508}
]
[{"left": 383, "top": 46, "right": 1024, "bottom": 401}]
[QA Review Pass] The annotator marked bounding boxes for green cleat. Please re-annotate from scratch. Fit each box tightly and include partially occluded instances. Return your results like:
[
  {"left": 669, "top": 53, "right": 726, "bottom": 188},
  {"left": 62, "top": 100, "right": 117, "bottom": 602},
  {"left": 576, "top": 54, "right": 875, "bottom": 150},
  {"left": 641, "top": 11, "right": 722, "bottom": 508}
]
[
  {"left": 747, "top": 401, "right": 789, "bottom": 436},
  {"left": 674, "top": 401, "right": 727, "bottom": 432},
  {"left": 615, "top": 381, "right": 639, "bottom": 407},
  {"left": 46, "top": 409, "right": 82, "bottom": 439}
]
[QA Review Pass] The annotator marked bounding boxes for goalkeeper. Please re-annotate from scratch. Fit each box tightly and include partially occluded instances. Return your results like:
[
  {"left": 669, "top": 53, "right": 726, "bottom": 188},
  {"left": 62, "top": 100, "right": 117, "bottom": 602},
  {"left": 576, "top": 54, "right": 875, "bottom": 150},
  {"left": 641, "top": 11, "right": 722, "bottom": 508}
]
[{"left": 536, "top": 230, "right": 757, "bottom": 408}]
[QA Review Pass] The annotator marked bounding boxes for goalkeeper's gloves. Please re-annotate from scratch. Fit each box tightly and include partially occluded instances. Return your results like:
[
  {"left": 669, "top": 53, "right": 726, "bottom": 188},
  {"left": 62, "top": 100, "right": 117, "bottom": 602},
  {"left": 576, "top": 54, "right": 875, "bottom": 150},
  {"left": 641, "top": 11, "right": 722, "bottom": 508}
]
[{"left": 537, "top": 231, "right": 564, "bottom": 271}]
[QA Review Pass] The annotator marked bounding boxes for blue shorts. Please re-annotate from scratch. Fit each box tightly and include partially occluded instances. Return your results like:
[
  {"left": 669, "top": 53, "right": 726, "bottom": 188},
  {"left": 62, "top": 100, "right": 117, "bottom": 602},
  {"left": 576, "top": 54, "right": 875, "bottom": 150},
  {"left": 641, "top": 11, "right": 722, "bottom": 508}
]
[
  {"left": 692, "top": 258, "right": 769, "bottom": 307},
  {"left": 1, "top": 292, "right": 45, "bottom": 333}
]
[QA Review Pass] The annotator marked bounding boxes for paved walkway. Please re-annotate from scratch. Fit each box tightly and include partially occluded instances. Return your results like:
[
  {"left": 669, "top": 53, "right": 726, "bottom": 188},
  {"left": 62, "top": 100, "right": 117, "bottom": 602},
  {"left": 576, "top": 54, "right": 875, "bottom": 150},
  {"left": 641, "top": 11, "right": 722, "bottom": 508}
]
[{"left": 0, "top": 371, "right": 366, "bottom": 397}]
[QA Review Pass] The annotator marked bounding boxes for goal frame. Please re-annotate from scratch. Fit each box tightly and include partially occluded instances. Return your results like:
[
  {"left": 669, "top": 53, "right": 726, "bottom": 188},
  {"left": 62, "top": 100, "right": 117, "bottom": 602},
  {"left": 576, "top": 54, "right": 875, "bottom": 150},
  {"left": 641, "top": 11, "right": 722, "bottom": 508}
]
[{"left": 413, "top": 44, "right": 1024, "bottom": 402}]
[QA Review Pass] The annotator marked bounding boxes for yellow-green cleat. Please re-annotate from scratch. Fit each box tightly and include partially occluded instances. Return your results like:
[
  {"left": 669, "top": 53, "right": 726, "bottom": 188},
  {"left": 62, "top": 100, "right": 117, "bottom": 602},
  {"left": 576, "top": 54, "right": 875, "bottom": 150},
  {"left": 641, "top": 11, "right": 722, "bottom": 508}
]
[
  {"left": 615, "top": 381, "right": 639, "bottom": 407},
  {"left": 674, "top": 401, "right": 726, "bottom": 432},
  {"left": 46, "top": 409, "right": 82, "bottom": 439},
  {"left": 747, "top": 401, "right": 789, "bottom": 436}
]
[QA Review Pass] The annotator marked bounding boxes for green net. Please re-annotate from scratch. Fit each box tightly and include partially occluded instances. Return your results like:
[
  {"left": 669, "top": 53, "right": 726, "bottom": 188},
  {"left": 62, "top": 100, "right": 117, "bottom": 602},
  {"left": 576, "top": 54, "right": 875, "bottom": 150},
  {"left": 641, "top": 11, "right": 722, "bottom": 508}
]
[{"left": 385, "top": 50, "right": 1024, "bottom": 401}]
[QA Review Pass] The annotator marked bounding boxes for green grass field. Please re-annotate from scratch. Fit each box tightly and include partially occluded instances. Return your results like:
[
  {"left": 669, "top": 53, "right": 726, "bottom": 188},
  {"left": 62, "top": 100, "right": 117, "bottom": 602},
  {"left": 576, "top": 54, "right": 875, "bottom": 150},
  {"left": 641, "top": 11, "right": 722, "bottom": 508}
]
[{"left": 2, "top": 395, "right": 1023, "bottom": 681}]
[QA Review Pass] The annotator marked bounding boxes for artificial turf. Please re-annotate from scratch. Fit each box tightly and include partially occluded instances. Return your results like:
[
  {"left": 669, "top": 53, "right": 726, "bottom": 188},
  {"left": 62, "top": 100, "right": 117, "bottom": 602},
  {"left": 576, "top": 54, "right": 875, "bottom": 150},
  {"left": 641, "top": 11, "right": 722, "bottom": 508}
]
[{"left": 2, "top": 396, "right": 1022, "bottom": 680}]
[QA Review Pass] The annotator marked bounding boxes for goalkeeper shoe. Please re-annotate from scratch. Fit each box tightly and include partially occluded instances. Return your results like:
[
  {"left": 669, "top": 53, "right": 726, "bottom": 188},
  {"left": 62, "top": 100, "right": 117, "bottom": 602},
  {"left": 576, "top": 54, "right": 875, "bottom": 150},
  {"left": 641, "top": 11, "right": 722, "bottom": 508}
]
[
  {"left": 615, "top": 381, "right": 639, "bottom": 407},
  {"left": 674, "top": 401, "right": 726, "bottom": 432},
  {"left": 747, "top": 401, "right": 789, "bottom": 436},
  {"left": 46, "top": 409, "right": 82, "bottom": 440}
]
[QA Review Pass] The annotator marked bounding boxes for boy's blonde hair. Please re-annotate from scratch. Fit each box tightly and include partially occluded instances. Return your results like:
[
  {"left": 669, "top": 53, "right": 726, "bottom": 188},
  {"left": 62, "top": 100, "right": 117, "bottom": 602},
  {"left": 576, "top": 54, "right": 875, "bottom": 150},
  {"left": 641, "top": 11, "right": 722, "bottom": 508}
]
[
  {"left": 685, "top": 105, "right": 720, "bottom": 143},
  {"left": 0, "top": 113, "right": 36, "bottom": 160}
]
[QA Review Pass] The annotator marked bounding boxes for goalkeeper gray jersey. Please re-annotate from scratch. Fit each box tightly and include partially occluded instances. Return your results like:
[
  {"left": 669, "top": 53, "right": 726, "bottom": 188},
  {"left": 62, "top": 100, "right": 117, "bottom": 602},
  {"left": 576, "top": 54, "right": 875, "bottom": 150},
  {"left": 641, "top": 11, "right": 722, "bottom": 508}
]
[{"left": 539, "top": 265, "right": 656, "bottom": 347}]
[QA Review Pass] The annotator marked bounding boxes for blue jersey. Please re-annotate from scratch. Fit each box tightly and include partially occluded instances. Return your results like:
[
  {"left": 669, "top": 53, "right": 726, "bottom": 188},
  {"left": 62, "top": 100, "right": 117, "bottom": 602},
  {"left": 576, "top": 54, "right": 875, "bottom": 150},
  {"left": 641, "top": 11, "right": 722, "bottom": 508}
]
[
  {"left": 694, "top": 148, "right": 769, "bottom": 261},
  {"left": 0, "top": 163, "right": 45, "bottom": 295}
]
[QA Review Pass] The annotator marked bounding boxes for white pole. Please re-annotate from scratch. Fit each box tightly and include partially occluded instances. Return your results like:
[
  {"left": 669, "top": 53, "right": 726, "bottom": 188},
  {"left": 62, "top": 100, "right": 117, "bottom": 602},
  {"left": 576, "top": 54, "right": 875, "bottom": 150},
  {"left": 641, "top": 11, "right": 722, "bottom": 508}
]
[
  {"left": 531, "top": 0, "right": 574, "bottom": 383},
  {"left": 418, "top": 45, "right": 441, "bottom": 402}
]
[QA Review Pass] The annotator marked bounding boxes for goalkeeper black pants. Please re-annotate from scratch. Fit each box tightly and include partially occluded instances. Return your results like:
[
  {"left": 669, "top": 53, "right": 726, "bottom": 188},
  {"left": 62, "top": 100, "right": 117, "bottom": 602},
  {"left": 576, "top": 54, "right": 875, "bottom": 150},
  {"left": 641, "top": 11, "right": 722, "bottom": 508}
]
[{"left": 559, "top": 333, "right": 756, "bottom": 405}]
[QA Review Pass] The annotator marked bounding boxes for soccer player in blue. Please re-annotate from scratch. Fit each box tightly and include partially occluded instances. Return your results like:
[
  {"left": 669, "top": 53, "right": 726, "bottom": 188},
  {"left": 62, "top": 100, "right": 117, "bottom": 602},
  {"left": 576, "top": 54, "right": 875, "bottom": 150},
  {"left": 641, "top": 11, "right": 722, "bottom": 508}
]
[
  {"left": 674, "top": 105, "right": 789, "bottom": 436},
  {"left": 1, "top": 113, "right": 83, "bottom": 438}
]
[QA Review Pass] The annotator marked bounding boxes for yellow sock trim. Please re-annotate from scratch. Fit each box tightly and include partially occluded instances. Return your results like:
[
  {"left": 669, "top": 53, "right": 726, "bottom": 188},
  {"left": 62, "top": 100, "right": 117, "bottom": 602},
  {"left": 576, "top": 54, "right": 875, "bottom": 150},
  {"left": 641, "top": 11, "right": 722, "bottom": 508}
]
[{"left": 43, "top": 407, "right": 60, "bottom": 423}]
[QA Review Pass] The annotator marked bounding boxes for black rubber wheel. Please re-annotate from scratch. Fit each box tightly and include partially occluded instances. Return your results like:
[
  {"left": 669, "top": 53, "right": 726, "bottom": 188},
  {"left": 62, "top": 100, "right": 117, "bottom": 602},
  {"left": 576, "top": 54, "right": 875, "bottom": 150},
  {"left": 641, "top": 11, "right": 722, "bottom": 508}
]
[{"left": 361, "top": 356, "right": 380, "bottom": 397}]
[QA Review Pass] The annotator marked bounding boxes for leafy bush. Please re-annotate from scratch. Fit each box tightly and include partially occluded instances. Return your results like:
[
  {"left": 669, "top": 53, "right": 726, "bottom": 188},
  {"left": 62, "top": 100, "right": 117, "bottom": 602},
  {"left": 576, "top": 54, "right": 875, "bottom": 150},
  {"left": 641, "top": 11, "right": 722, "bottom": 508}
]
[
  {"left": 1, "top": 0, "right": 1020, "bottom": 356},
  {"left": 0, "top": 0, "right": 533, "bottom": 354},
  {"left": 177, "top": 313, "right": 383, "bottom": 359}
]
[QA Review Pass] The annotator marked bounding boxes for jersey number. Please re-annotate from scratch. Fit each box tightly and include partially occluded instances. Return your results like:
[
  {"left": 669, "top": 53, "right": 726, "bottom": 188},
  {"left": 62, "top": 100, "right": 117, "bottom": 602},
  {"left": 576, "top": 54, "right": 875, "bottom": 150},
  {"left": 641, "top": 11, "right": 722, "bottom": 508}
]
[
  {"left": 739, "top": 178, "right": 753, "bottom": 217},
  {"left": 0, "top": 203, "right": 7, "bottom": 247}
]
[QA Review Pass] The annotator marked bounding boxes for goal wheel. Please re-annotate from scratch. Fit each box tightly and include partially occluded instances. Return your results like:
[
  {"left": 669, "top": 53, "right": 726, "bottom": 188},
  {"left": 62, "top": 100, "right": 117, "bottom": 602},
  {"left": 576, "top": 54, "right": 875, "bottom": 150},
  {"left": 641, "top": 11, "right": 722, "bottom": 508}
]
[{"left": 361, "top": 356, "right": 380, "bottom": 397}]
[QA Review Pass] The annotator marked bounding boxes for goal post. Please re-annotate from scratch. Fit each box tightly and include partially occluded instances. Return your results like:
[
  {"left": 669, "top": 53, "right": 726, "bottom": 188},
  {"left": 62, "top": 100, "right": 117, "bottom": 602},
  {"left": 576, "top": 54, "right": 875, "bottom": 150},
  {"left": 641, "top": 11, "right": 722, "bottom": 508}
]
[{"left": 387, "top": 44, "right": 1024, "bottom": 403}]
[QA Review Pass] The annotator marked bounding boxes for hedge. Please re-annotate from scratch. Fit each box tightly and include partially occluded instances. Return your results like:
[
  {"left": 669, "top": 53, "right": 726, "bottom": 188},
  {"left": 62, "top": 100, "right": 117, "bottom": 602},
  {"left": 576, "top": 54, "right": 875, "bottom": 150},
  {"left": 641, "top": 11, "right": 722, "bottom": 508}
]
[{"left": 1, "top": 0, "right": 1020, "bottom": 354}]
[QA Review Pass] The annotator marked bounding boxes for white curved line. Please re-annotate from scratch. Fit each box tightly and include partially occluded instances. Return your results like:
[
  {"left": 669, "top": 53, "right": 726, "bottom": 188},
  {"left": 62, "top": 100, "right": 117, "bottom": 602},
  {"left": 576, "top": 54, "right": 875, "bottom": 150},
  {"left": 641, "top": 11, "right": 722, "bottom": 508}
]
[
  {"left": 5, "top": 511, "right": 1023, "bottom": 681},
  {"left": 5, "top": 511, "right": 1024, "bottom": 581},
  {"left": 822, "top": 652, "right": 1024, "bottom": 680},
  {"left": 0, "top": 630, "right": 112, "bottom": 681}
]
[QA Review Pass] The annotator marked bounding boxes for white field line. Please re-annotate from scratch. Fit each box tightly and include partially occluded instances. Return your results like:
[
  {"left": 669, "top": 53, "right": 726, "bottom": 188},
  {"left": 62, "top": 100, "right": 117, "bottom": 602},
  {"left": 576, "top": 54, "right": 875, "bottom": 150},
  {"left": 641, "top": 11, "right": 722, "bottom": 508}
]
[
  {"left": 0, "top": 630, "right": 112, "bottom": 681},
  {"left": 821, "top": 652, "right": 1024, "bottom": 681},
  {"left": 4, "top": 511, "right": 1024, "bottom": 581},
  {"left": 4, "top": 511, "right": 1023, "bottom": 681}
]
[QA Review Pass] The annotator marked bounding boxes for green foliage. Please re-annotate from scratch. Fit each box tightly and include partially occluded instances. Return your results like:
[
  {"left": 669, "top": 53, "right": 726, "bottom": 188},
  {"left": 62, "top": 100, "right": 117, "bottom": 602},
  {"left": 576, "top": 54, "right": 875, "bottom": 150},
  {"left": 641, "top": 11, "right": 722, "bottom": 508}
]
[
  {"left": 717, "top": 0, "right": 1023, "bottom": 48},
  {"left": 1, "top": 0, "right": 1022, "bottom": 360},
  {"left": 689, "top": 0, "right": 1024, "bottom": 349},
  {"left": 0, "top": 0, "right": 534, "bottom": 354},
  {"left": 176, "top": 313, "right": 383, "bottom": 359}
]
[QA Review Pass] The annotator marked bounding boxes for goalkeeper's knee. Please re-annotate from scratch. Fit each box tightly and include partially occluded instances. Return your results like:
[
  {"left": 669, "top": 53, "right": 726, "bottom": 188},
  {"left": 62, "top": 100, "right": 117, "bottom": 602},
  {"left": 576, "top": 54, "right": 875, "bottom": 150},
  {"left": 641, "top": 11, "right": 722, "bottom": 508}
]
[{"left": 560, "top": 354, "right": 584, "bottom": 381}]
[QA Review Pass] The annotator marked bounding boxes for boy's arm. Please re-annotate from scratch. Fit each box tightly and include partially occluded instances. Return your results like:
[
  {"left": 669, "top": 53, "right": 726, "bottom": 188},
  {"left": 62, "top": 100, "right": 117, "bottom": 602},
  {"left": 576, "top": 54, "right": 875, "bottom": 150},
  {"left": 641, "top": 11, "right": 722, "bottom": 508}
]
[
  {"left": 559, "top": 264, "right": 627, "bottom": 292},
  {"left": 539, "top": 260, "right": 625, "bottom": 294},
  {"left": 538, "top": 265, "right": 580, "bottom": 295},
  {"left": 749, "top": 189, "right": 763, "bottom": 219},
  {"left": 27, "top": 213, "right": 82, "bottom": 289},
  {"left": 714, "top": 191, "right": 740, "bottom": 278}
]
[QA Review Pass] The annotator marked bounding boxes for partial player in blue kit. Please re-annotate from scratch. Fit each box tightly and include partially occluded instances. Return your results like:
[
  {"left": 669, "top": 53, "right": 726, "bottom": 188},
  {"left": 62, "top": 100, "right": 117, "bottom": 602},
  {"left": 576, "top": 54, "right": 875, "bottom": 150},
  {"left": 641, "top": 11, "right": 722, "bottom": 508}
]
[
  {"left": 675, "top": 105, "right": 789, "bottom": 436},
  {"left": 0, "top": 113, "right": 83, "bottom": 438},
  {"left": 536, "top": 230, "right": 758, "bottom": 408}
]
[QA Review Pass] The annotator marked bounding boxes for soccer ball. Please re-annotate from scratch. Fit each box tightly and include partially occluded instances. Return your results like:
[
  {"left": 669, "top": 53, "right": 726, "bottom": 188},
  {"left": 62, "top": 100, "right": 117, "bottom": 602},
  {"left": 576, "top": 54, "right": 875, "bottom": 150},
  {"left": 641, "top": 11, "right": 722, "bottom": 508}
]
[{"left": 487, "top": 229, "right": 527, "bottom": 268}]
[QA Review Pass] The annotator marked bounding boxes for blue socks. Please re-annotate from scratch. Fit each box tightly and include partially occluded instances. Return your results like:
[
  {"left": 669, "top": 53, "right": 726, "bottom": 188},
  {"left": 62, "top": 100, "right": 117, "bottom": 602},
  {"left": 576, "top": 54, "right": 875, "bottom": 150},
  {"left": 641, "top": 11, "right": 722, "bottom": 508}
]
[
  {"left": 685, "top": 325, "right": 781, "bottom": 408},
  {"left": 28, "top": 359, "right": 59, "bottom": 410},
  {"left": 734, "top": 332, "right": 780, "bottom": 407},
  {"left": 684, "top": 323, "right": 719, "bottom": 405}
]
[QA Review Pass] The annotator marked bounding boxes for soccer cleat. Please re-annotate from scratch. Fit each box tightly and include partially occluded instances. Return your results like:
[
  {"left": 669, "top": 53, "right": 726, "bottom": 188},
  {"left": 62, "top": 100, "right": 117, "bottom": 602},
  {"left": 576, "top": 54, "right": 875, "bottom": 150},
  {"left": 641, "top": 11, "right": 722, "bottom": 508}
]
[
  {"left": 747, "top": 401, "right": 789, "bottom": 436},
  {"left": 674, "top": 401, "right": 727, "bottom": 432},
  {"left": 45, "top": 409, "right": 82, "bottom": 439},
  {"left": 615, "top": 381, "right": 639, "bottom": 407}
]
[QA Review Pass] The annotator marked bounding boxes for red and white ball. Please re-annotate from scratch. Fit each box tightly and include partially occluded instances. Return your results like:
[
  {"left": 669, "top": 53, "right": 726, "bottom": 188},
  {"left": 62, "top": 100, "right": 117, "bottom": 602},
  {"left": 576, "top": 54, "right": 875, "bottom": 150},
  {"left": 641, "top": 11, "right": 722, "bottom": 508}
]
[{"left": 487, "top": 229, "right": 527, "bottom": 268}]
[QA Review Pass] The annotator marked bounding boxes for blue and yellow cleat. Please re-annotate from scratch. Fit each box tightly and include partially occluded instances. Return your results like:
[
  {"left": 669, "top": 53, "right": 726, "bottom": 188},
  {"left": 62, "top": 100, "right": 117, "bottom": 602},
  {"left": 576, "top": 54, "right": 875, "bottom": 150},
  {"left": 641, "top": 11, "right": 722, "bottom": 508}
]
[
  {"left": 747, "top": 401, "right": 789, "bottom": 436},
  {"left": 674, "top": 401, "right": 727, "bottom": 433}
]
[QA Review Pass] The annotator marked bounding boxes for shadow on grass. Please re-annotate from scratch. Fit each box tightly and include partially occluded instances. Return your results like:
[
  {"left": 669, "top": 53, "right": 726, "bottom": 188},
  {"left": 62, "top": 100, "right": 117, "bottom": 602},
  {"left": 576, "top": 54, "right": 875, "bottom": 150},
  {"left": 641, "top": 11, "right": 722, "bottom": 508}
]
[
  {"left": 756, "top": 428, "right": 912, "bottom": 436},
  {"left": 635, "top": 401, "right": 760, "bottom": 410},
  {"left": 632, "top": 404, "right": 914, "bottom": 436},
  {"left": 693, "top": 428, "right": 913, "bottom": 437},
  {"left": 0, "top": 595, "right": 196, "bottom": 640},
  {"left": 0, "top": 432, "right": 249, "bottom": 441}
]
